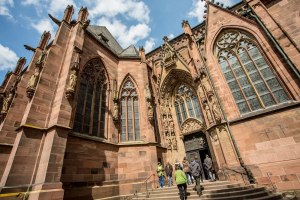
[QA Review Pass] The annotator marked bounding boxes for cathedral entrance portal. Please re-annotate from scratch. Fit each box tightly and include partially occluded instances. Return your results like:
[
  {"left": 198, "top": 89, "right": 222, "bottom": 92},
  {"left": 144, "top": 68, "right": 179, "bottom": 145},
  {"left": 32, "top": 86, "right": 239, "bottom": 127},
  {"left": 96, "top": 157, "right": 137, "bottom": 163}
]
[{"left": 184, "top": 132, "right": 212, "bottom": 180}]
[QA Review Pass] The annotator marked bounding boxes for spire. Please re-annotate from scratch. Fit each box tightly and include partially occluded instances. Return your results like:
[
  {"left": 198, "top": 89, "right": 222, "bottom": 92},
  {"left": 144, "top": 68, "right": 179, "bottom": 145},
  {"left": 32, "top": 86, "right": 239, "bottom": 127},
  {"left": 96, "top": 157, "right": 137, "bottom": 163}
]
[
  {"left": 77, "top": 7, "right": 89, "bottom": 23},
  {"left": 38, "top": 31, "right": 51, "bottom": 50},
  {"left": 139, "top": 46, "right": 146, "bottom": 62},
  {"left": 63, "top": 5, "right": 74, "bottom": 23},
  {"left": 14, "top": 57, "right": 26, "bottom": 75}
]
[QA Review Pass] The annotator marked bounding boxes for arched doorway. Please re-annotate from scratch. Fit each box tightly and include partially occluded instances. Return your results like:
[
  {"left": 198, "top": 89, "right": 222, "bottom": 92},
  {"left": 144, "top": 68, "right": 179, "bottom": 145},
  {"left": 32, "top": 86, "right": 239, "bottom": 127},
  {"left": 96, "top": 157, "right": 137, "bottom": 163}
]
[{"left": 183, "top": 132, "right": 212, "bottom": 180}]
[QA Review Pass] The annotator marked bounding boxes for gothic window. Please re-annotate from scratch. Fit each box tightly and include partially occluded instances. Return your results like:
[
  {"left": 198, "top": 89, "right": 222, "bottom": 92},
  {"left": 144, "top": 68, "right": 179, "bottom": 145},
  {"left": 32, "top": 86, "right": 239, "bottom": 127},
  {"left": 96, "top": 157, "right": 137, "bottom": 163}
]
[
  {"left": 73, "top": 58, "right": 108, "bottom": 138},
  {"left": 120, "top": 79, "right": 140, "bottom": 142},
  {"left": 215, "top": 30, "right": 290, "bottom": 114},
  {"left": 174, "top": 83, "right": 203, "bottom": 126}
]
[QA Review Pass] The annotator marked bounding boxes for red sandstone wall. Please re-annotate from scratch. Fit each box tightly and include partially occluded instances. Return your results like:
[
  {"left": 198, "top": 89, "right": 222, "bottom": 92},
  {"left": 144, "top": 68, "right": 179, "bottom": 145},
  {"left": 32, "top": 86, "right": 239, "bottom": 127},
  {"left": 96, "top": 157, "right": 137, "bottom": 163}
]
[
  {"left": 264, "top": 0, "right": 300, "bottom": 55},
  {"left": 231, "top": 106, "right": 300, "bottom": 190}
]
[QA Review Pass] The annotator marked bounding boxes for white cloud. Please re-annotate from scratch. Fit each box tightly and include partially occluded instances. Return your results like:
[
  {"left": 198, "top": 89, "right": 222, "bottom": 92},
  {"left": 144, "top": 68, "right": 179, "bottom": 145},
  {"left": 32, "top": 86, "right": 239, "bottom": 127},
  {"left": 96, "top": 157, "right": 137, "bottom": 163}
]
[
  {"left": 0, "top": 0, "right": 14, "bottom": 19},
  {"left": 21, "top": 0, "right": 40, "bottom": 6},
  {"left": 188, "top": 0, "right": 236, "bottom": 22},
  {"left": 144, "top": 38, "right": 155, "bottom": 53},
  {"left": 49, "top": 0, "right": 75, "bottom": 15},
  {"left": 31, "top": 18, "right": 55, "bottom": 37},
  {"left": 86, "top": 0, "right": 150, "bottom": 23},
  {"left": 97, "top": 17, "right": 151, "bottom": 48},
  {"left": 168, "top": 34, "right": 175, "bottom": 39},
  {"left": 0, "top": 44, "right": 18, "bottom": 71}
]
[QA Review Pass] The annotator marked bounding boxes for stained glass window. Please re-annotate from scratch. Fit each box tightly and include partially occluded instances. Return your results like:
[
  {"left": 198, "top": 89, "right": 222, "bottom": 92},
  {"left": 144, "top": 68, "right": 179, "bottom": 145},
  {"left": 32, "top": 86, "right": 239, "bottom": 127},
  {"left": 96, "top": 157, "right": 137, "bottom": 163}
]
[
  {"left": 174, "top": 83, "right": 203, "bottom": 126},
  {"left": 73, "top": 58, "right": 108, "bottom": 137},
  {"left": 215, "top": 30, "right": 290, "bottom": 114},
  {"left": 120, "top": 79, "right": 140, "bottom": 142}
]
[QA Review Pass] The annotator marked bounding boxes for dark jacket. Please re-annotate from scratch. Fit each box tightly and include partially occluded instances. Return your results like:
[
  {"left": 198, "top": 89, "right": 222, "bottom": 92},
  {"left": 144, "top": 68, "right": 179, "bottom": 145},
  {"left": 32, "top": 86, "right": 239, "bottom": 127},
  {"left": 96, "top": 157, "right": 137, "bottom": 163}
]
[
  {"left": 165, "top": 164, "right": 173, "bottom": 177},
  {"left": 189, "top": 160, "right": 202, "bottom": 177}
]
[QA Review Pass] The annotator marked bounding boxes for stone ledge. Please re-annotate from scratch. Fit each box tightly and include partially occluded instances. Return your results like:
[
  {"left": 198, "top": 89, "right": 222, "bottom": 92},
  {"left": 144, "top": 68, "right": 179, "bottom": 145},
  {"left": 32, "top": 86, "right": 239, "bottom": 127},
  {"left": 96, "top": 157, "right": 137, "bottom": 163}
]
[{"left": 229, "top": 101, "right": 300, "bottom": 125}]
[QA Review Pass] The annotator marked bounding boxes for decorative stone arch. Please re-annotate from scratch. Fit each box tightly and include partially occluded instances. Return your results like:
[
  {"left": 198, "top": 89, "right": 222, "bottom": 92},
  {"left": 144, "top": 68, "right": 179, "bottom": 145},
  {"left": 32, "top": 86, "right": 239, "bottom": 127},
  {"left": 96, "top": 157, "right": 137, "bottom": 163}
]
[
  {"left": 118, "top": 73, "right": 141, "bottom": 99},
  {"left": 118, "top": 74, "right": 141, "bottom": 142},
  {"left": 73, "top": 57, "right": 110, "bottom": 138},
  {"left": 160, "top": 69, "right": 194, "bottom": 97},
  {"left": 180, "top": 118, "right": 204, "bottom": 136},
  {"left": 79, "top": 57, "right": 111, "bottom": 90}
]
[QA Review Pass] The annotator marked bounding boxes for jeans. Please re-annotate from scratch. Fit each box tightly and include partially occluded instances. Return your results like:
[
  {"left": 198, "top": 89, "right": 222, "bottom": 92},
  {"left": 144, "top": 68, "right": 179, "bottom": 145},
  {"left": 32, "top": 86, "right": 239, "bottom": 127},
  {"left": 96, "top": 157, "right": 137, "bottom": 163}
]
[
  {"left": 177, "top": 183, "right": 187, "bottom": 200},
  {"left": 167, "top": 175, "right": 173, "bottom": 187},
  {"left": 159, "top": 176, "right": 164, "bottom": 188},
  {"left": 187, "top": 172, "right": 194, "bottom": 184},
  {"left": 209, "top": 171, "right": 216, "bottom": 181}
]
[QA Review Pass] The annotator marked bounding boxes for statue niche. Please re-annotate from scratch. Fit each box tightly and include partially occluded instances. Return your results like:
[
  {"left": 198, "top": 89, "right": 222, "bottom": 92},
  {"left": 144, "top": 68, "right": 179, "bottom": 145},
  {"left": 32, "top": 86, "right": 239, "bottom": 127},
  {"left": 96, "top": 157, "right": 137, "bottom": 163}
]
[
  {"left": 26, "top": 50, "right": 47, "bottom": 98},
  {"left": 66, "top": 48, "right": 81, "bottom": 99}
]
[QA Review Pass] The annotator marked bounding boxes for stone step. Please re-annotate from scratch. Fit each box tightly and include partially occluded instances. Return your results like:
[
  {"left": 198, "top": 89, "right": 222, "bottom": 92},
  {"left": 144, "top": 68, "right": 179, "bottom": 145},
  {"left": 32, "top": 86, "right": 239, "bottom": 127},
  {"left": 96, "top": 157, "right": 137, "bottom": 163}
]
[
  {"left": 202, "top": 186, "right": 267, "bottom": 198},
  {"left": 202, "top": 184, "right": 256, "bottom": 194},
  {"left": 131, "top": 181, "right": 283, "bottom": 200}
]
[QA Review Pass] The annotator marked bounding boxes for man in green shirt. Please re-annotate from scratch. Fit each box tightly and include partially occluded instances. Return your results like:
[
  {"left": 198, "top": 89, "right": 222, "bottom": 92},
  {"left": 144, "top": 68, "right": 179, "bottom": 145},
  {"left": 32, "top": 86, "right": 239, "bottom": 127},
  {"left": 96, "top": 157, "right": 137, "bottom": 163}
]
[{"left": 174, "top": 164, "right": 187, "bottom": 200}]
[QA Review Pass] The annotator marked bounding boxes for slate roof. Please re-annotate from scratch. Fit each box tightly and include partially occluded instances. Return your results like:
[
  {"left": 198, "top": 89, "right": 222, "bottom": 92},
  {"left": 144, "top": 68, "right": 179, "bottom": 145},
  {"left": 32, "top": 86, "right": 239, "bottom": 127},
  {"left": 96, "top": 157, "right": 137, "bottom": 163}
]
[{"left": 86, "top": 25, "right": 139, "bottom": 58}]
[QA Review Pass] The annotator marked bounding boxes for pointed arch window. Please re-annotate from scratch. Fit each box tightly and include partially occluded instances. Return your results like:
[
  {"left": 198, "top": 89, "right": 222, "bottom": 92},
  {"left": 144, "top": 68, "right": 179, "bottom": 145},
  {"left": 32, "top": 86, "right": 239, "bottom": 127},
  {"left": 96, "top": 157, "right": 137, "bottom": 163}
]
[
  {"left": 174, "top": 83, "right": 203, "bottom": 126},
  {"left": 120, "top": 79, "right": 140, "bottom": 142},
  {"left": 73, "top": 58, "right": 108, "bottom": 138},
  {"left": 215, "top": 30, "right": 290, "bottom": 114}
]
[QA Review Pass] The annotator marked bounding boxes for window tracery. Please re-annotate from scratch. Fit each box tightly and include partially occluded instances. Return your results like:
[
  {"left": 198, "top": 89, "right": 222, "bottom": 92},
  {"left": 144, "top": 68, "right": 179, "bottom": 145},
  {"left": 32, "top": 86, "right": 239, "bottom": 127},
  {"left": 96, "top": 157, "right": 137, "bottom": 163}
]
[
  {"left": 174, "top": 83, "right": 203, "bottom": 126},
  {"left": 73, "top": 58, "right": 108, "bottom": 137},
  {"left": 120, "top": 79, "right": 140, "bottom": 142},
  {"left": 215, "top": 30, "right": 290, "bottom": 114}
]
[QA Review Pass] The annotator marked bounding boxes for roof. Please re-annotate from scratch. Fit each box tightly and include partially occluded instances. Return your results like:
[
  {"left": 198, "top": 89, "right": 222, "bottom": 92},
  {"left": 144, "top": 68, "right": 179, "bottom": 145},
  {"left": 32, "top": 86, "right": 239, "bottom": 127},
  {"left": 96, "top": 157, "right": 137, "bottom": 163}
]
[
  {"left": 86, "top": 25, "right": 139, "bottom": 59},
  {"left": 119, "top": 45, "right": 139, "bottom": 58}
]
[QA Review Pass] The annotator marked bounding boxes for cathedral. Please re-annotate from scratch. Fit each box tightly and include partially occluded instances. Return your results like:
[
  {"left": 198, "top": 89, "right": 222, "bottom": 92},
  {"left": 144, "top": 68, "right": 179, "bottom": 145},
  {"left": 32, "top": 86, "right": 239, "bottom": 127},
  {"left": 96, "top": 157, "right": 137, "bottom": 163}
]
[{"left": 0, "top": 0, "right": 299, "bottom": 199}]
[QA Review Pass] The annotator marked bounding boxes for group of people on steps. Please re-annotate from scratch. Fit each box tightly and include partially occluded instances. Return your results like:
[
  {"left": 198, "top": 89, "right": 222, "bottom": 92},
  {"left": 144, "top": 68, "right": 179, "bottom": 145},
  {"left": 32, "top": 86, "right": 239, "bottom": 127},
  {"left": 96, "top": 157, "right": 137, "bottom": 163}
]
[{"left": 156, "top": 154, "right": 216, "bottom": 200}]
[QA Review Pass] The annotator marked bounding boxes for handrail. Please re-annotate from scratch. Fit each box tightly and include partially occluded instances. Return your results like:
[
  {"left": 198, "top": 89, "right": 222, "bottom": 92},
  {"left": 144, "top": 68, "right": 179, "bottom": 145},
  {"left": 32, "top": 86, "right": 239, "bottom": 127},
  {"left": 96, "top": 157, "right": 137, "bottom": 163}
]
[
  {"left": 145, "top": 174, "right": 156, "bottom": 198},
  {"left": 133, "top": 173, "right": 156, "bottom": 199}
]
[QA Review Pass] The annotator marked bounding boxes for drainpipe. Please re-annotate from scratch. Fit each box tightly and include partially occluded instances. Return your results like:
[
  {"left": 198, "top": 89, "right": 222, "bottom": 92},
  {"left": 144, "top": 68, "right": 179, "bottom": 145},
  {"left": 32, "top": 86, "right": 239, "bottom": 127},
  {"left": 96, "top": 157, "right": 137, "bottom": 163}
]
[
  {"left": 247, "top": 9, "right": 300, "bottom": 80},
  {"left": 196, "top": 44, "right": 256, "bottom": 184}
]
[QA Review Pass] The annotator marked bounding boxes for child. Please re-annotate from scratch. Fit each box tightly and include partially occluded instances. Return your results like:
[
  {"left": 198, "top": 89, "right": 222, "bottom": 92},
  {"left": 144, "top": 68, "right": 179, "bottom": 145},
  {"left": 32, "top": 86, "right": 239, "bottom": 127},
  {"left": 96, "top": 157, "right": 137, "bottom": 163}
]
[{"left": 174, "top": 164, "right": 187, "bottom": 200}]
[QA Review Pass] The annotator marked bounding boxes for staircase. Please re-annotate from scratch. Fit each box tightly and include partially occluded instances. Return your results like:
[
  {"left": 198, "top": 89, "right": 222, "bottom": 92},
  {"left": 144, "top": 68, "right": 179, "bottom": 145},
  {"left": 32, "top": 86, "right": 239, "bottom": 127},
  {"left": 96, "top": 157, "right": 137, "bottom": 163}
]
[{"left": 133, "top": 181, "right": 283, "bottom": 200}]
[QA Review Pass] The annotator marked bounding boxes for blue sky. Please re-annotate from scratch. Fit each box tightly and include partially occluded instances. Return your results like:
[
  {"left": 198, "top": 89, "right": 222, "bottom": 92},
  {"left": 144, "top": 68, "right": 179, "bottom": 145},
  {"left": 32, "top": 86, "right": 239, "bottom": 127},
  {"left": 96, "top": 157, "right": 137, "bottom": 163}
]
[{"left": 0, "top": 0, "right": 240, "bottom": 83}]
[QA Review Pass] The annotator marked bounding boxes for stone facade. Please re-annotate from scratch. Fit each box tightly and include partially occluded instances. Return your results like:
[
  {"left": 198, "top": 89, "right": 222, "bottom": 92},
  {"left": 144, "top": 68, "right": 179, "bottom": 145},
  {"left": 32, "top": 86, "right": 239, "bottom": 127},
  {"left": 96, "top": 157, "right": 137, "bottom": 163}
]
[{"left": 0, "top": 0, "right": 299, "bottom": 199}]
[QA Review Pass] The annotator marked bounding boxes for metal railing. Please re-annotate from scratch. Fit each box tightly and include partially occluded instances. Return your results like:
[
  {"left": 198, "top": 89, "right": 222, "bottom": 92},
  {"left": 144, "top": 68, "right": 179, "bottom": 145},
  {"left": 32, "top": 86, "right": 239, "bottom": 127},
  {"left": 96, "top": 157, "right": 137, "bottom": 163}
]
[{"left": 133, "top": 173, "right": 156, "bottom": 199}]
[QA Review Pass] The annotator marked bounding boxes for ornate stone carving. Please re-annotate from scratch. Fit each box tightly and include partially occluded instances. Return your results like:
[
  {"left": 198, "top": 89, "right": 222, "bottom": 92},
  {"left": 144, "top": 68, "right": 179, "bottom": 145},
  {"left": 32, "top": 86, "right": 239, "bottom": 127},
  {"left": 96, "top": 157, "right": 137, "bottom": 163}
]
[
  {"left": 145, "top": 84, "right": 154, "bottom": 121},
  {"left": 111, "top": 101, "right": 118, "bottom": 121},
  {"left": 172, "top": 137, "right": 177, "bottom": 150},
  {"left": 181, "top": 118, "right": 203, "bottom": 135},
  {"left": 147, "top": 101, "right": 153, "bottom": 121},
  {"left": 66, "top": 48, "right": 81, "bottom": 99},
  {"left": 200, "top": 73, "right": 213, "bottom": 95},
  {"left": 1, "top": 93, "right": 14, "bottom": 115},
  {"left": 160, "top": 43, "right": 177, "bottom": 70},
  {"left": 26, "top": 50, "right": 47, "bottom": 98},
  {"left": 167, "top": 138, "right": 172, "bottom": 150},
  {"left": 209, "top": 95, "right": 222, "bottom": 123},
  {"left": 209, "top": 129, "right": 218, "bottom": 143},
  {"left": 203, "top": 100, "right": 213, "bottom": 124}
]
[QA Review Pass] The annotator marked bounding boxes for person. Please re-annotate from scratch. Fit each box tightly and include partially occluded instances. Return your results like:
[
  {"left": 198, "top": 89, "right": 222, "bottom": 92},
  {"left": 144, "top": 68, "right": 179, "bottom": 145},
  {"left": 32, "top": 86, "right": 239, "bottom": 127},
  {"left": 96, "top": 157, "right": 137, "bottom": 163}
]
[
  {"left": 156, "top": 162, "right": 165, "bottom": 188},
  {"left": 174, "top": 164, "right": 187, "bottom": 200},
  {"left": 165, "top": 161, "right": 173, "bottom": 187},
  {"left": 189, "top": 156, "right": 203, "bottom": 196},
  {"left": 204, "top": 154, "right": 216, "bottom": 181},
  {"left": 194, "top": 157, "right": 204, "bottom": 183},
  {"left": 182, "top": 157, "right": 192, "bottom": 185}
]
